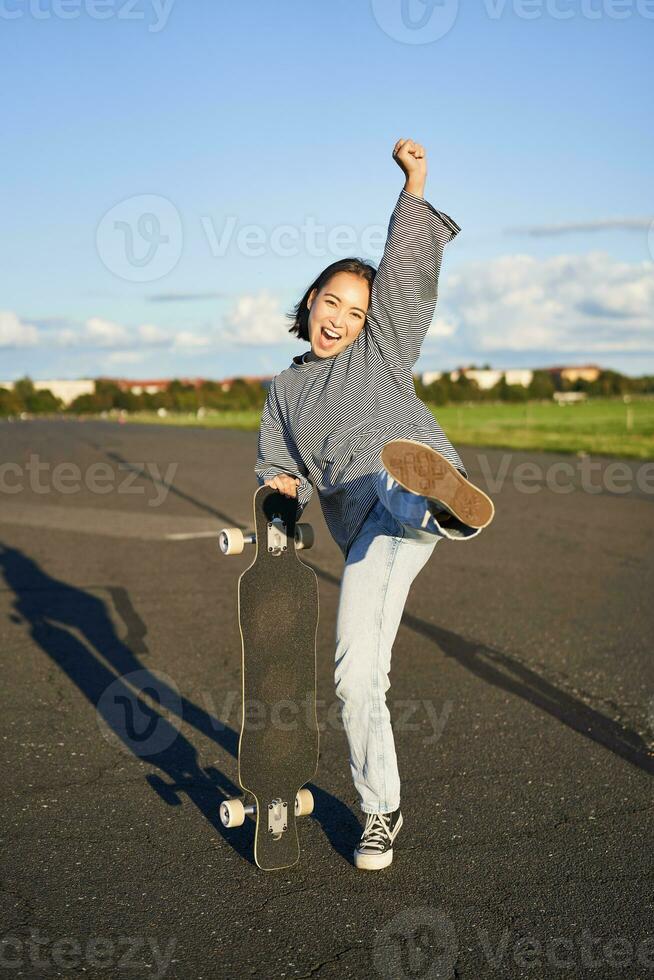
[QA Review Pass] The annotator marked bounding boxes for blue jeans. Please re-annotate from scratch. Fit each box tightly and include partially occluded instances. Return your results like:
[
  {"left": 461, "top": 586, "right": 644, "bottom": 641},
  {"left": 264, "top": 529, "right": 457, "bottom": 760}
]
[{"left": 334, "top": 468, "right": 481, "bottom": 813}]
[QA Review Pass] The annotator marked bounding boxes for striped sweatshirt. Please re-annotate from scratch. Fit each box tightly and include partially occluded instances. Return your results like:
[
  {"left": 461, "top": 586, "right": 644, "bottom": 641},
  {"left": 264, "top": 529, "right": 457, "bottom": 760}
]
[{"left": 255, "top": 187, "right": 465, "bottom": 559}]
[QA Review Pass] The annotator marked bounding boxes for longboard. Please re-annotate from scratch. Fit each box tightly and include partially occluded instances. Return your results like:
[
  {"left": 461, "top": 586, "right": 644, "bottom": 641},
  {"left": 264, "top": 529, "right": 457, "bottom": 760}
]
[{"left": 218, "top": 485, "right": 319, "bottom": 870}]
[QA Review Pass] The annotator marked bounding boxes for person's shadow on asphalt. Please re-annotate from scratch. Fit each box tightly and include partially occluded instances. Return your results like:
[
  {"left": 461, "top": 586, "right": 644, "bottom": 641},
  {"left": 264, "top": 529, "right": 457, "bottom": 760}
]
[
  {"left": 303, "top": 560, "right": 654, "bottom": 778},
  {"left": 0, "top": 543, "right": 358, "bottom": 868}
]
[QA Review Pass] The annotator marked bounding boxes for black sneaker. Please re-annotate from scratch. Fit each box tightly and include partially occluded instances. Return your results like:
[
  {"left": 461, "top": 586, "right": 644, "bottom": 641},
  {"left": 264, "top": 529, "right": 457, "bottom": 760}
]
[{"left": 354, "top": 808, "right": 403, "bottom": 870}]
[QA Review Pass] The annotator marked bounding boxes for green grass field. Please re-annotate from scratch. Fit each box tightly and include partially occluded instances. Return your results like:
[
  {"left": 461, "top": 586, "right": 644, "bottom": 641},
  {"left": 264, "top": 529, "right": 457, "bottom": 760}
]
[
  {"left": 430, "top": 399, "right": 654, "bottom": 459},
  {"left": 122, "top": 398, "right": 654, "bottom": 459}
]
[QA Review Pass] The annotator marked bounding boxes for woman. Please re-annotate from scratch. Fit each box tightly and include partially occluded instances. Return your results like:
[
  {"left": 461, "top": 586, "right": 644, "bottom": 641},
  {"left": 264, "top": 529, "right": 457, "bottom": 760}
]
[{"left": 255, "top": 138, "right": 494, "bottom": 870}]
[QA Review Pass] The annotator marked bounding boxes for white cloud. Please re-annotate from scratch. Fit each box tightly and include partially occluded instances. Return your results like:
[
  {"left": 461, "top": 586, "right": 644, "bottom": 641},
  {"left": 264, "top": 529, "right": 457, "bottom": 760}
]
[
  {"left": 2, "top": 292, "right": 290, "bottom": 360},
  {"left": 427, "top": 314, "right": 457, "bottom": 339},
  {"left": 69, "top": 318, "right": 214, "bottom": 352},
  {"left": 220, "top": 290, "right": 288, "bottom": 346},
  {"left": 138, "top": 323, "right": 170, "bottom": 345},
  {"left": 9, "top": 250, "right": 652, "bottom": 370},
  {"left": 440, "top": 251, "right": 654, "bottom": 353},
  {"left": 50, "top": 318, "right": 172, "bottom": 350},
  {"left": 508, "top": 217, "right": 652, "bottom": 236},
  {"left": 54, "top": 328, "right": 79, "bottom": 348},
  {"left": 85, "top": 317, "right": 130, "bottom": 347},
  {"left": 172, "top": 331, "right": 212, "bottom": 349},
  {"left": 105, "top": 351, "right": 148, "bottom": 365},
  {"left": 0, "top": 311, "right": 39, "bottom": 347}
]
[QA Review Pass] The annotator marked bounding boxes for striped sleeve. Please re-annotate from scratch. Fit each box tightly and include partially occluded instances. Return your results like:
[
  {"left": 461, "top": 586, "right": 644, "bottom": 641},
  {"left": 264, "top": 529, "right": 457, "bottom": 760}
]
[
  {"left": 254, "top": 387, "right": 313, "bottom": 515},
  {"left": 365, "top": 188, "right": 460, "bottom": 369}
]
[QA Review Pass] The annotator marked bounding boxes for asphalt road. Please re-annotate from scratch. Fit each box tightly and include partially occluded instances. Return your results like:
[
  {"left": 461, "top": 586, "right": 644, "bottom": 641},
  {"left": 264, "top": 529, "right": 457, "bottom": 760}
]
[{"left": 1, "top": 419, "right": 652, "bottom": 980}]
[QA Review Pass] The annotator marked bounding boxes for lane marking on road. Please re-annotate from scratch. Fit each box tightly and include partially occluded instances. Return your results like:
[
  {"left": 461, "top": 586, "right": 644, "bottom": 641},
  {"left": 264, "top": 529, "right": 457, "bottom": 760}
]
[
  {"left": 165, "top": 531, "right": 220, "bottom": 540},
  {"left": 0, "top": 502, "right": 227, "bottom": 541}
]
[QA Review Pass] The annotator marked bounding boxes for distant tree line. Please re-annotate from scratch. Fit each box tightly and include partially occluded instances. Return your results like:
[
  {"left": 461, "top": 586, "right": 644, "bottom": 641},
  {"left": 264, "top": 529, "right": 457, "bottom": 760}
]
[
  {"left": 0, "top": 377, "right": 268, "bottom": 416},
  {"left": 413, "top": 369, "right": 654, "bottom": 405},
  {"left": 68, "top": 378, "right": 268, "bottom": 414},
  {"left": 0, "top": 377, "right": 63, "bottom": 415},
  {"left": 1, "top": 370, "right": 653, "bottom": 418}
]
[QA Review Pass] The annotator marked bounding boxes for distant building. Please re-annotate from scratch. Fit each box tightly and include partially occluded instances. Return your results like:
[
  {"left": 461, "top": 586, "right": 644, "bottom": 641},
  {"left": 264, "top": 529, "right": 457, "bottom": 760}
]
[
  {"left": 101, "top": 375, "right": 274, "bottom": 395},
  {"left": 420, "top": 371, "right": 444, "bottom": 386},
  {"left": 218, "top": 375, "right": 274, "bottom": 392},
  {"left": 0, "top": 378, "right": 95, "bottom": 405},
  {"left": 553, "top": 391, "right": 588, "bottom": 404},
  {"left": 547, "top": 364, "right": 601, "bottom": 383},
  {"left": 420, "top": 367, "right": 533, "bottom": 389},
  {"left": 420, "top": 364, "right": 603, "bottom": 390},
  {"left": 101, "top": 377, "right": 207, "bottom": 396},
  {"left": 450, "top": 368, "right": 505, "bottom": 389},
  {"left": 504, "top": 368, "right": 534, "bottom": 387}
]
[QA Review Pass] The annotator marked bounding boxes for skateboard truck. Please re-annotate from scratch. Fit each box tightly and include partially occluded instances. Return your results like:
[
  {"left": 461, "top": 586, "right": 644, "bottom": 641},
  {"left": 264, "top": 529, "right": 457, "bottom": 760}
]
[
  {"left": 218, "top": 521, "right": 314, "bottom": 556},
  {"left": 219, "top": 789, "right": 314, "bottom": 830}
]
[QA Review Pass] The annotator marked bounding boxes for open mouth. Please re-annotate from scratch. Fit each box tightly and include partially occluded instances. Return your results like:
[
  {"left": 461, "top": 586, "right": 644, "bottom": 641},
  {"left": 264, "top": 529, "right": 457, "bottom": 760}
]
[{"left": 318, "top": 326, "right": 341, "bottom": 349}]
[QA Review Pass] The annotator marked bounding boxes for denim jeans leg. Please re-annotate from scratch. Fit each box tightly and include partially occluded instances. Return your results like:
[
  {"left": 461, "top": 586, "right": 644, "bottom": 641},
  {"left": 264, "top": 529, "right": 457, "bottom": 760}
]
[{"left": 334, "top": 501, "right": 438, "bottom": 813}]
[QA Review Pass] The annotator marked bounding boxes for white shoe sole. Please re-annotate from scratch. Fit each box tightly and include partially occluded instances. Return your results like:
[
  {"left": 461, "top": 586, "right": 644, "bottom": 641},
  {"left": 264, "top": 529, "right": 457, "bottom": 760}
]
[
  {"left": 381, "top": 439, "right": 495, "bottom": 529},
  {"left": 354, "top": 848, "right": 394, "bottom": 870}
]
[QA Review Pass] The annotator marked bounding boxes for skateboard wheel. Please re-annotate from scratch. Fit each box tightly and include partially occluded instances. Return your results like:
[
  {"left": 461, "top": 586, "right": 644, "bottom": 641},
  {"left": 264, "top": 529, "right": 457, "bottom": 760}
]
[
  {"left": 219, "top": 528, "right": 245, "bottom": 556},
  {"left": 295, "top": 523, "right": 314, "bottom": 551},
  {"left": 220, "top": 798, "right": 246, "bottom": 828},
  {"left": 295, "top": 788, "right": 314, "bottom": 817}
]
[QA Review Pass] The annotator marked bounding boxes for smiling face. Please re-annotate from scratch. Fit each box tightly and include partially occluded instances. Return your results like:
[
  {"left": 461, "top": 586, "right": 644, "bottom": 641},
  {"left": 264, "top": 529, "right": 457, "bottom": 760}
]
[{"left": 306, "top": 271, "right": 371, "bottom": 358}]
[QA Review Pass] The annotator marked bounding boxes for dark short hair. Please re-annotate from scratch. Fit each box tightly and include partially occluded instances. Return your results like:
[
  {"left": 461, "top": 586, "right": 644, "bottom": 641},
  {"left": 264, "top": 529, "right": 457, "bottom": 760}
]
[{"left": 287, "top": 258, "right": 377, "bottom": 342}]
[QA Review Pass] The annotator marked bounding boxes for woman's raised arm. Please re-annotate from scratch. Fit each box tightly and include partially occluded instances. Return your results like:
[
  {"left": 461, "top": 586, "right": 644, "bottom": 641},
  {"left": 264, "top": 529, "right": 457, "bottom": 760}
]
[{"left": 365, "top": 139, "right": 461, "bottom": 370}]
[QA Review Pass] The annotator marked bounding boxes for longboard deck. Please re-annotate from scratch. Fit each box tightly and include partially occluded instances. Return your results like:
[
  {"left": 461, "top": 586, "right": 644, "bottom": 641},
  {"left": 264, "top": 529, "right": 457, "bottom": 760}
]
[{"left": 237, "top": 486, "right": 319, "bottom": 870}]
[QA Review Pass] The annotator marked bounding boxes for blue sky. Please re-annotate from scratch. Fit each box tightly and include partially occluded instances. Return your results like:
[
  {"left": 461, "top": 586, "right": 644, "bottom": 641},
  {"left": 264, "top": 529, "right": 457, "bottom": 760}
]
[{"left": 1, "top": 0, "right": 652, "bottom": 381}]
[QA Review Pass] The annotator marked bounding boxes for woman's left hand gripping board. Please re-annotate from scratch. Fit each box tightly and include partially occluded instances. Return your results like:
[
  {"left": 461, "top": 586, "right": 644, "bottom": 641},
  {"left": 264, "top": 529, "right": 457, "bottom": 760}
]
[{"left": 264, "top": 474, "right": 301, "bottom": 498}]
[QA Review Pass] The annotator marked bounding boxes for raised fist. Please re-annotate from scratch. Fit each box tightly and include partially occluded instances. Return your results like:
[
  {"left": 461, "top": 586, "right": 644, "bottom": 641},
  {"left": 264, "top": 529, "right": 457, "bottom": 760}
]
[{"left": 393, "top": 138, "right": 428, "bottom": 194}]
